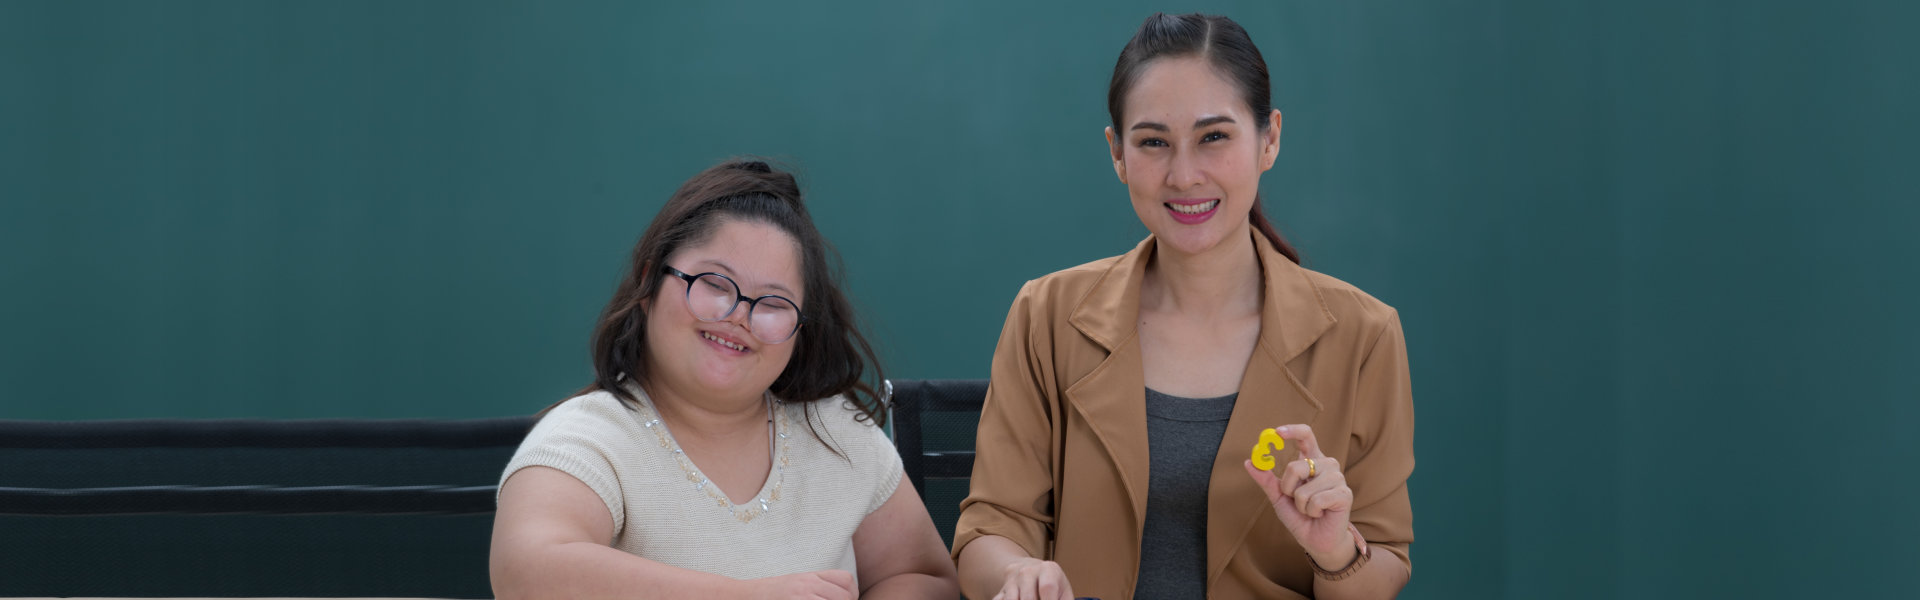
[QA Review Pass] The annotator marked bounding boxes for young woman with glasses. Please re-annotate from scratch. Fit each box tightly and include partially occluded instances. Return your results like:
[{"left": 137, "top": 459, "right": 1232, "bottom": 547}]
[{"left": 491, "top": 159, "right": 958, "bottom": 599}]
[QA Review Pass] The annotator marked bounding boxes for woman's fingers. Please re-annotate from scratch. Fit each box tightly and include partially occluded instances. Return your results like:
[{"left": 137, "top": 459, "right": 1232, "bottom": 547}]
[
  {"left": 1276, "top": 424, "right": 1324, "bottom": 459},
  {"left": 820, "top": 570, "right": 858, "bottom": 600},
  {"left": 1249, "top": 428, "right": 1360, "bottom": 539},
  {"left": 1041, "top": 562, "right": 1073, "bottom": 600},
  {"left": 821, "top": 569, "right": 856, "bottom": 595},
  {"left": 1243, "top": 459, "right": 1284, "bottom": 502},
  {"left": 1301, "top": 485, "right": 1353, "bottom": 519},
  {"left": 1287, "top": 456, "right": 1344, "bottom": 514},
  {"left": 995, "top": 567, "right": 1020, "bottom": 600},
  {"left": 1275, "top": 457, "right": 1303, "bottom": 498},
  {"left": 1272, "top": 452, "right": 1345, "bottom": 501},
  {"left": 1036, "top": 574, "right": 1063, "bottom": 600},
  {"left": 1000, "top": 559, "right": 1072, "bottom": 600},
  {"left": 1004, "top": 572, "right": 1030, "bottom": 600},
  {"left": 1277, "top": 453, "right": 1327, "bottom": 498},
  {"left": 1044, "top": 573, "right": 1075, "bottom": 600}
]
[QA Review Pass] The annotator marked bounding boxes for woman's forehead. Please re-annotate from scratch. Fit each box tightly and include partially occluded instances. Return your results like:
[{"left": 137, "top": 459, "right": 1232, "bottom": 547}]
[
  {"left": 673, "top": 219, "right": 804, "bottom": 296},
  {"left": 1126, "top": 57, "right": 1250, "bottom": 126}
]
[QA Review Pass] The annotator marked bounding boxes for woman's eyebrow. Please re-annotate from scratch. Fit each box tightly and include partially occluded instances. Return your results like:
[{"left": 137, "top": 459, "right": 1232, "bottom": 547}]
[
  {"left": 759, "top": 281, "right": 797, "bottom": 297},
  {"left": 694, "top": 258, "right": 735, "bottom": 275},
  {"left": 1130, "top": 115, "right": 1236, "bottom": 132},
  {"left": 1194, "top": 115, "right": 1236, "bottom": 128},
  {"left": 696, "top": 258, "right": 797, "bottom": 297}
]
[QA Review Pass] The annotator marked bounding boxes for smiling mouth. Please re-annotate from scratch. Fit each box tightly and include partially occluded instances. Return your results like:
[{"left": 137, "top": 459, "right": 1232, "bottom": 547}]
[
  {"left": 702, "top": 331, "right": 746, "bottom": 352},
  {"left": 1167, "top": 199, "right": 1220, "bottom": 214}
]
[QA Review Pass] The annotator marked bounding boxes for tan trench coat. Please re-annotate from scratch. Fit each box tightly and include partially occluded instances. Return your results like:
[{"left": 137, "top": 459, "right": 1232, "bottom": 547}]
[{"left": 952, "top": 232, "right": 1415, "bottom": 599}]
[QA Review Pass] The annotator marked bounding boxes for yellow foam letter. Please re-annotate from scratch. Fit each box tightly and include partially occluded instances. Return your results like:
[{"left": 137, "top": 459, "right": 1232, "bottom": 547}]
[{"left": 1250, "top": 428, "right": 1285, "bottom": 471}]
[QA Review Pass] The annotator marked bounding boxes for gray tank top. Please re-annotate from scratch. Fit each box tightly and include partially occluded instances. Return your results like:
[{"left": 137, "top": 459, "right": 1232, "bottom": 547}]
[{"left": 1134, "top": 387, "right": 1238, "bottom": 599}]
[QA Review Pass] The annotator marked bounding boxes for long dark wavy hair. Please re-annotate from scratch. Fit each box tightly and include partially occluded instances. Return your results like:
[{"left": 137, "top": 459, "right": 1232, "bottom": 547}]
[
  {"left": 1108, "top": 12, "right": 1301, "bottom": 264},
  {"left": 543, "top": 158, "right": 888, "bottom": 437}
]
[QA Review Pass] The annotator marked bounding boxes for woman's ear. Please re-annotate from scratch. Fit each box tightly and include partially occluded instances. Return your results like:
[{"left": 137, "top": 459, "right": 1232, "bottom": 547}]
[
  {"left": 1259, "top": 109, "right": 1283, "bottom": 171},
  {"left": 1105, "top": 126, "right": 1127, "bottom": 185}
]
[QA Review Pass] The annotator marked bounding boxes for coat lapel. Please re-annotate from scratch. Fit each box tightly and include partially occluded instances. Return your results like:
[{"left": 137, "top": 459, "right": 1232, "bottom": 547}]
[
  {"left": 1063, "top": 237, "right": 1156, "bottom": 540},
  {"left": 1206, "top": 231, "right": 1338, "bottom": 589}
]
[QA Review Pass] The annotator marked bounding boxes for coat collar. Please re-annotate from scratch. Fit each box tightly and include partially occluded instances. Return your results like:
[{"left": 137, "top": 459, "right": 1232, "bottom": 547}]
[{"left": 1067, "top": 231, "right": 1337, "bottom": 363}]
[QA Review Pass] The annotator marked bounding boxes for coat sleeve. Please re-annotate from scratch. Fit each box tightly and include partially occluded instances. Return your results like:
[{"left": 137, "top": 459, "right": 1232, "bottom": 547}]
[
  {"left": 950, "top": 280, "right": 1062, "bottom": 561},
  {"left": 1343, "top": 309, "right": 1416, "bottom": 574}
]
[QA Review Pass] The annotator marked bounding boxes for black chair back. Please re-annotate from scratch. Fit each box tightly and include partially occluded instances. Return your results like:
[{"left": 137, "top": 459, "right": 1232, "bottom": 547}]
[{"left": 885, "top": 378, "right": 987, "bottom": 546}]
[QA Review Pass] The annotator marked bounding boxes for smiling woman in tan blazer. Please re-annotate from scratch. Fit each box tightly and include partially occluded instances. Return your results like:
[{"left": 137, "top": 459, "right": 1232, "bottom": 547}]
[{"left": 952, "top": 13, "right": 1414, "bottom": 600}]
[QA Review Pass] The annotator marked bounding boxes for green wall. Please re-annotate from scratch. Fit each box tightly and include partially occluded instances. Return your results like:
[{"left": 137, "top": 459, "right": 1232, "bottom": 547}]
[{"left": 3, "top": 1, "right": 1914, "bottom": 597}]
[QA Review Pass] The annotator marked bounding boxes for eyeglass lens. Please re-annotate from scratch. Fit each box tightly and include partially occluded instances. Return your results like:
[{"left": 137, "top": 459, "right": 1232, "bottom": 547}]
[{"left": 683, "top": 273, "right": 799, "bottom": 344}]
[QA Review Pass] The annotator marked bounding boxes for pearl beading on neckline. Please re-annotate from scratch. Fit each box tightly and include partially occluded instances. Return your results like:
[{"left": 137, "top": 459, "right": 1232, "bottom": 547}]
[{"left": 637, "top": 400, "right": 791, "bottom": 523}]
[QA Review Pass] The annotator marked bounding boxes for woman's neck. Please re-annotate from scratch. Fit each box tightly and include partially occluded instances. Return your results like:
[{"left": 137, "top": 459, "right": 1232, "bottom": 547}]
[
  {"left": 1142, "top": 228, "right": 1264, "bottom": 320},
  {"left": 642, "top": 380, "right": 768, "bottom": 442}
]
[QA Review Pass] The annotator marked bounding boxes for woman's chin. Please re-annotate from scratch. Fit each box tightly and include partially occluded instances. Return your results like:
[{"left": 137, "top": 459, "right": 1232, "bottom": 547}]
[
  {"left": 1151, "top": 226, "right": 1234, "bottom": 257},
  {"left": 689, "top": 366, "right": 777, "bottom": 399}
]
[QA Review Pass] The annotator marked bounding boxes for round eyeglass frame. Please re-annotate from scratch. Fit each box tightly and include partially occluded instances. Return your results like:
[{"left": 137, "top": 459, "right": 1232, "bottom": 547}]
[{"left": 662, "top": 266, "right": 805, "bottom": 344}]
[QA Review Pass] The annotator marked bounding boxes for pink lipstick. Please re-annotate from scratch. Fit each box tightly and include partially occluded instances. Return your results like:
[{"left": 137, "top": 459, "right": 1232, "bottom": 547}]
[{"left": 1165, "top": 198, "right": 1221, "bottom": 224}]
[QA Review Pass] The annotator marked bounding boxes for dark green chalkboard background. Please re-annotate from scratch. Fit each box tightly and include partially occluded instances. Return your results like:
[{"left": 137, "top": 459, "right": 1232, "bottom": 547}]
[{"left": 4, "top": 1, "right": 1916, "bottom": 597}]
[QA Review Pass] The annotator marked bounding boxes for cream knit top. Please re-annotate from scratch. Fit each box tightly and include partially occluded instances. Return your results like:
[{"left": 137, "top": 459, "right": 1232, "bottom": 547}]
[{"left": 500, "top": 386, "right": 902, "bottom": 579}]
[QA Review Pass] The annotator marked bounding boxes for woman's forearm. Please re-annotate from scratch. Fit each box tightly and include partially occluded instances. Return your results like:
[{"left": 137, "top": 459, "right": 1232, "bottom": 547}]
[
  {"left": 862, "top": 572, "right": 961, "bottom": 599},
  {"left": 492, "top": 540, "right": 742, "bottom": 600},
  {"left": 1311, "top": 546, "right": 1410, "bottom": 600},
  {"left": 955, "top": 535, "right": 1029, "bottom": 599}
]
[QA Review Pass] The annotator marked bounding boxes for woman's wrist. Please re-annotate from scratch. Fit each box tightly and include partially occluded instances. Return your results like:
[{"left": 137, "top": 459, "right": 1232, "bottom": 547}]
[
  {"left": 1306, "top": 543, "right": 1359, "bottom": 573},
  {"left": 1306, "top": 524, "right": 1371, "bottom": 580}
]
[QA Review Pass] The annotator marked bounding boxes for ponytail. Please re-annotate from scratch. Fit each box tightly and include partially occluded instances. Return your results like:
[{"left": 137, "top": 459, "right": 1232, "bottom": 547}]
[{"left": 1250, "top": 197, "right": 1299, "bottom": 264}]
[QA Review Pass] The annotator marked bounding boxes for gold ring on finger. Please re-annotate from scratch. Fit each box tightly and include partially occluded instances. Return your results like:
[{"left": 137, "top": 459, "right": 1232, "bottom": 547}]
[{"left": 1307, "top": 457, "right": 1317, "bottom": 478}]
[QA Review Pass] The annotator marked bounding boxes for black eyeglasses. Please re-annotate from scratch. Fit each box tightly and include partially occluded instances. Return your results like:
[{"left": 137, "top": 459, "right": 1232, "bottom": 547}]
[{"left": 663, "top": 266, "right": 804, "bottom": 344}]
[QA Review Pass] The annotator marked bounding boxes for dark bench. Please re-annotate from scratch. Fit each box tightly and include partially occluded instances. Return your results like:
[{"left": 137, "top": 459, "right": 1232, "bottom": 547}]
[{"left": 0, "top": 378, "right": 987, "bottom": 597}]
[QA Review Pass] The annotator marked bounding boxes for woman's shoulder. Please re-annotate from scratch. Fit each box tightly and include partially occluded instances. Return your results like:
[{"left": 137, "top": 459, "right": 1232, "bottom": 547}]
[
  {"left": 782, "top": 395, "right": 903, "bottom": 513},
  {"left": 532, "top": 389, "right": 645, "bottom": 437},
  {"left": 783, "top": 395, "right": 898, "bottom": 472},
  {"left": 789, "top": 395, "right": 891, "bottom": 447},
  {"left": 1003, "top": 251, "right": 1132, "bottom": 318},
  {"left": 1292, "top": 264, "right": 1402, "bottom": 332},
  {"left": 1024, "top": 253, "right": 1125, "bottom": 293}
]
